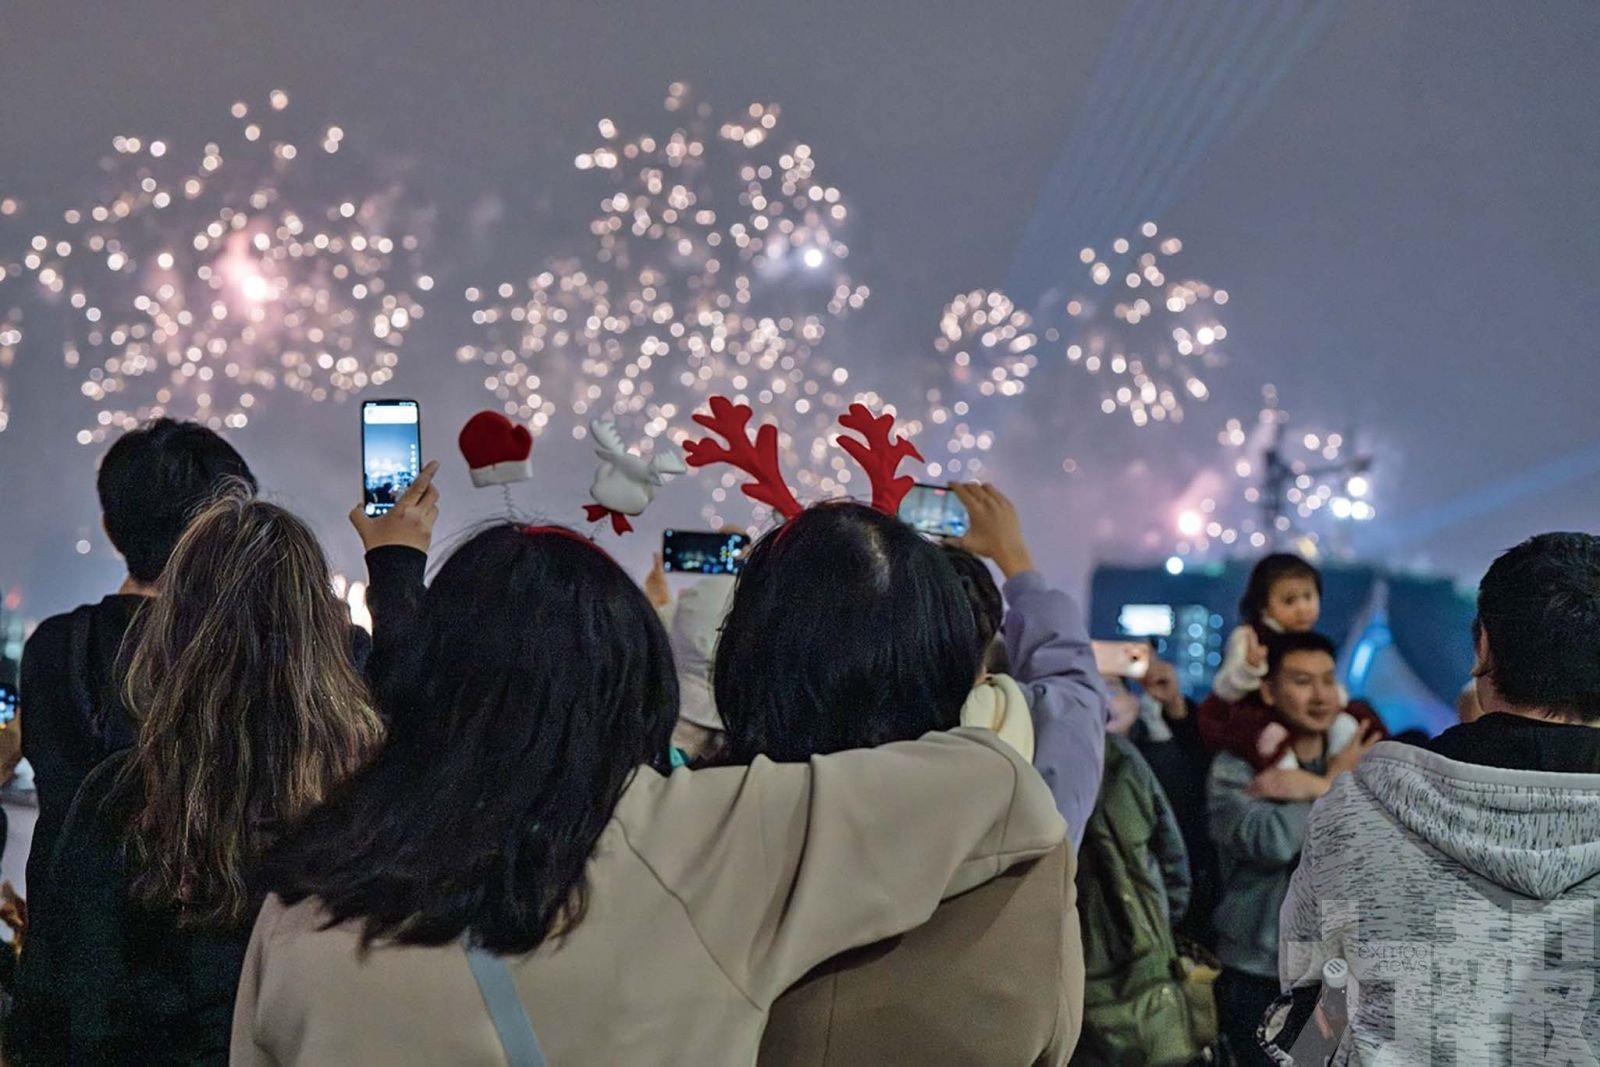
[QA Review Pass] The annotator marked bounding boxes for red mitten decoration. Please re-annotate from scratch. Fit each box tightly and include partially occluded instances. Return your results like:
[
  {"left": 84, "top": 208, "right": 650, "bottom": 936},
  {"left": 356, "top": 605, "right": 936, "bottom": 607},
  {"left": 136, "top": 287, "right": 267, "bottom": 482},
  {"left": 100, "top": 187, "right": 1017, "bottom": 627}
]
[{"left": 459, "top": 411, "right": 533, "bottom": 488}]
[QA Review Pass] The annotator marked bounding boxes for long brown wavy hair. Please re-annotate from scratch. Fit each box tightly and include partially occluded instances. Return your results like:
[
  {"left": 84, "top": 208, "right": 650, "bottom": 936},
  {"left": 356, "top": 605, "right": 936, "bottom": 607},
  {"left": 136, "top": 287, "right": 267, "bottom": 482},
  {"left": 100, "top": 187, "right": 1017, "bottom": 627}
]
[{"left": 118, "top": 486, "right": 384, "bottom": 927}]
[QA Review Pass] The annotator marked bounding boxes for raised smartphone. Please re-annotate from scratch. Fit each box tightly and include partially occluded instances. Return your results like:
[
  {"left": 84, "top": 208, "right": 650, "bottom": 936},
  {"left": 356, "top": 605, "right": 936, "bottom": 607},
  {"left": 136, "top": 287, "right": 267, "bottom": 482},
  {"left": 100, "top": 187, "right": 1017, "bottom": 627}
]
[
  {"left": 662, "top": 530, "right": 750, "bottom": 575},
  {"left": 1092, "top": 640, "right": 1152, "bottom": 680},
  {"left": 897, "top": 483, "right": 971, "bottom": 538},
  {"left": 362, "top": 399, "right": 422, "bottom": 517}
]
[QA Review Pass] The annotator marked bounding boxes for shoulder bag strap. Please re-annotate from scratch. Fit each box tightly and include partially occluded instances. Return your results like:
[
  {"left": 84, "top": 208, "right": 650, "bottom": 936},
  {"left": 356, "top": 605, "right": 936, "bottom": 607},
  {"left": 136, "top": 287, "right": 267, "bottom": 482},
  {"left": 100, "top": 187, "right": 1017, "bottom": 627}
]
[{"left": 461, "top": 933, "right": 548, "bottom": 1067}]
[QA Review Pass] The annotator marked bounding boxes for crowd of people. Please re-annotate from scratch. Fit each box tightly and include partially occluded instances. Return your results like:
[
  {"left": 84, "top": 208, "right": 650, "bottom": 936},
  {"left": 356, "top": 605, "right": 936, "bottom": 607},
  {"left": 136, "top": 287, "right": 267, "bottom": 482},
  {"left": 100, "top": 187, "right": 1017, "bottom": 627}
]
[{"left": 0, "top": 415, "right": 1596, "bottom": 1066}]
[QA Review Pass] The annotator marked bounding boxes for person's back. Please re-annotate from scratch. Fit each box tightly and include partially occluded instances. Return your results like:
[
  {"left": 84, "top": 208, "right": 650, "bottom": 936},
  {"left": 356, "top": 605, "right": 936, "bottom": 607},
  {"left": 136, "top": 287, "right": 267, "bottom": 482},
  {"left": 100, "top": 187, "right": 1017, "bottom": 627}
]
[
  {"left": 762, "top": 845, "right": 1078, "bottom": 1067},
  {"left": 1281, "top": 533, "right": 1600, "bottom": 1065},
  {"left": 728, "top": 487, "right": 1099, "bottom": 1067},
  {"left": 1072, "top": 733, "right": 1199, "bottom": 1066},
  {"left": 20, "top": 417, "right": 256, "bottom": 911},
  {"left": 19, "top": 595, "right": 142, "bottom": 889},
  {"left": 10, "top": 751, "right": 254, "bottom": 1064},
  {"left": 238, "top": 511, "right": 1066, "bottom": 1067},
  {"left": 6, "top": 492, "right": 382, "bottom": 1066},
  {"left": 1282, "top": 737, "right": 1600, "bottom": 1065}
]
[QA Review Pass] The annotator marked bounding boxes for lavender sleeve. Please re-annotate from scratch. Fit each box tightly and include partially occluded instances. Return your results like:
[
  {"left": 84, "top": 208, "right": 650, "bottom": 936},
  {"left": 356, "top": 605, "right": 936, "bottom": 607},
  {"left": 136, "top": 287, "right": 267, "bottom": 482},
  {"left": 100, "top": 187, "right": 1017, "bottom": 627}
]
[{"left": 1002, "top": 570, "right": 1111, "bottom": 850}]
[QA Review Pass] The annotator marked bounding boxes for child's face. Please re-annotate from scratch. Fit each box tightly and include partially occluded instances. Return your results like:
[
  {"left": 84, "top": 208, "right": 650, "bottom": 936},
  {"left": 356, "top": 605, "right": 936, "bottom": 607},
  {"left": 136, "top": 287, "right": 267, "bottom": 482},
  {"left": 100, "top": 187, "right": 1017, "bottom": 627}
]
[{"left": 1266, "top": 576, "right": 1321, "bottom": 632}]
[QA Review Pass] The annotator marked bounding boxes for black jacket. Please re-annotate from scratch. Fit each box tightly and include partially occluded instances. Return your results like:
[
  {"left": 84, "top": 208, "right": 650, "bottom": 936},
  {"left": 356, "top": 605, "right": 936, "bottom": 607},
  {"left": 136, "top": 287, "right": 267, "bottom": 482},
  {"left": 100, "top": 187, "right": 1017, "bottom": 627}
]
[
  {"left": 1427, "top": 710, "right": 1600, "bottom": 773},
  {"left": 1133, "top": 703, "right": 1219, "bottom": 952},
  {"left": 6, "top": 751, "right": 250, "bottom": 1065},
  {"left": 19, "top": 595, "right": 146, "bottom": 919},
  {"left": 7, "top": 555, "right": 406, "bottom": 1063}
]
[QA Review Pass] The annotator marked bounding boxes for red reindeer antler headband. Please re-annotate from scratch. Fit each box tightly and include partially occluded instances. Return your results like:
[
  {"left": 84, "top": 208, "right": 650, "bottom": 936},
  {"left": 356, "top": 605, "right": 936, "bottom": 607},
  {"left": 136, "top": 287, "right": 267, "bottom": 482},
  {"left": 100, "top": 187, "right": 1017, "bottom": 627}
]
[
  {"left": 836, "top": 402, "right": 924, "bottom": 515},
  {"left": 683, "top": 395, "right": 923, "bottom": 518},
  {"left": 684, "top": 396, "right": 805, "bottom": 519}
]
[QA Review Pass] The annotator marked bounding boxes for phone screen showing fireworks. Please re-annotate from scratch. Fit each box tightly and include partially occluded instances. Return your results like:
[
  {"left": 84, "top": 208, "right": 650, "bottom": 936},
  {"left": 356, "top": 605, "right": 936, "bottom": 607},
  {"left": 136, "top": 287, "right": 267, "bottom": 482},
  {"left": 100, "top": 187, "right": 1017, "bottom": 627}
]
[
  {"left": 362, "top": 400, "right": 421, "bottom": 517},
  {"left": 0, "top": 683, "right": 17, "bottom": 728},
  {"left": 898, "top": 484, "right": 970, "bottom": 538},
  {"left": 662, "top": 530, "right": 750, "bottom": 575}
]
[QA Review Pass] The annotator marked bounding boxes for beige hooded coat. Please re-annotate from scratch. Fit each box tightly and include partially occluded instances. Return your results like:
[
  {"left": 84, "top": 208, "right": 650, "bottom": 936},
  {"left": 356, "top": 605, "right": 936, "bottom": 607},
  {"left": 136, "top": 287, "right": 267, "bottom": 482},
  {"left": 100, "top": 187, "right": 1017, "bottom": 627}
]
[{"left": 230, "top": 728, "right": 1064, "bottom": 1067}]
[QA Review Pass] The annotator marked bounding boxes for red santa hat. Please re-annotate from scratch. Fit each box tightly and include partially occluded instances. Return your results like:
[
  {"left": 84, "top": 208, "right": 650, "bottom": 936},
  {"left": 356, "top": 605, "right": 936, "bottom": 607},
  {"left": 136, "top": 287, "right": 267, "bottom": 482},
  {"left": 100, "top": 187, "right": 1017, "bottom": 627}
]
[{"left": 458, "top": 411, "right": 533, "bottom": 487}]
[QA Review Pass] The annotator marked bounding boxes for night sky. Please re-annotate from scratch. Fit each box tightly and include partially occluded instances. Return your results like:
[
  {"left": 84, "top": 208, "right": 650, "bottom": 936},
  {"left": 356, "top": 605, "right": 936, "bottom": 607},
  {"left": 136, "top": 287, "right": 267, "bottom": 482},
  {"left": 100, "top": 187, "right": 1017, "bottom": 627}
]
[{"left": 3, "top": 0, "right": 1597, "bottom": 619}]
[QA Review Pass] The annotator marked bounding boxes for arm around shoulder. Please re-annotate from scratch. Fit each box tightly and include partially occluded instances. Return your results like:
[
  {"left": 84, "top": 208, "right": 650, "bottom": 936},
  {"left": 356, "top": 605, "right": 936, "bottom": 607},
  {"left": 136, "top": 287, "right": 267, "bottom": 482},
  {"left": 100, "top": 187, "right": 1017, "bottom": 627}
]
[{"left": 631, "top": 727, "right": 1066, "bottom": 1008}]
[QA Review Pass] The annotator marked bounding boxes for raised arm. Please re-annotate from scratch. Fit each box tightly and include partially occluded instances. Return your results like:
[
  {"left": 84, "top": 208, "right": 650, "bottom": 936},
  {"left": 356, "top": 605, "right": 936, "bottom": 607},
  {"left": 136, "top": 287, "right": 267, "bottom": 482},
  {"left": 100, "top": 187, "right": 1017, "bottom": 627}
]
[
  {"left": 361, "top": 545, "right": 427, "bottom": 700},
  {"left": 1002, "top": 572, "right": 1109, "bottom": 849},
  {"left": 1212, "top": 625, "right": 1268, "bottom": 702},
  {"left": 630, "top": 727, "right": 1066, "bottom": 1008},
  {"left": 348, "top": 461, "right": 438, "bottom": 711},
  {"left": 948, "top": 482, "right": 1110, "bottom": 849}
]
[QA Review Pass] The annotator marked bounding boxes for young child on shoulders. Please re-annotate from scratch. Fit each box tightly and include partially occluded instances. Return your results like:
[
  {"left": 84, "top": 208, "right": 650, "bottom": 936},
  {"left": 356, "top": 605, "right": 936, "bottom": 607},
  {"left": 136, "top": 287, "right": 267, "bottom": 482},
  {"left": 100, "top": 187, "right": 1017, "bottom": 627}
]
[{"left": 1200, "top": 553, "right": 1385, "bottom": 771}]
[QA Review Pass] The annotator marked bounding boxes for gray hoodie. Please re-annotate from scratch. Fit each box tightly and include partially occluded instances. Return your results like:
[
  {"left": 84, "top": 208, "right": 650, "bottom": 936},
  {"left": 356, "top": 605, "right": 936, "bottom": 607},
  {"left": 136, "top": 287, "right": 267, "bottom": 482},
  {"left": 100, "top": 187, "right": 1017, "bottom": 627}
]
[{"left": 1279, "top": 740, "right": 1600, "bottom": 1065}]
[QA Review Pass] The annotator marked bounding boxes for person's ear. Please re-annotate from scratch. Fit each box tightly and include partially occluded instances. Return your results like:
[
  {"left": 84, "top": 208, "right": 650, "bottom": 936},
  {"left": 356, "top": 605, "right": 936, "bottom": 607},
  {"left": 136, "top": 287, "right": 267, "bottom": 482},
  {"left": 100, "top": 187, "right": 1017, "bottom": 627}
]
[
  {"left": 1471, "top": 627, "right": 1492, "bottom": 678},
  {"left": 1259, "top": 677, "right": 1278, "bottom": 707}
]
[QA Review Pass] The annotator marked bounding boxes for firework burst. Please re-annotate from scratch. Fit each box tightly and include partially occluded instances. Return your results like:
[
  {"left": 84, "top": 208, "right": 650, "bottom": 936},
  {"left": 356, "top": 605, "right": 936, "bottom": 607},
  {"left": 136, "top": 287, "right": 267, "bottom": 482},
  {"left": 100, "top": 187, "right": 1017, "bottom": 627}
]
[
  {"left": 1047, "top": 222, "right": 1224, "bottom": 428},
  {"left": 457, "top": 83, "right": 884, "bottom": 519},
  {"left": 1173, "top": 385, "right": 1375, "bottom": 559},
  {"left": 935, "top": 289, "right": 1038, "bottom": 401},
  {"left": 0, "top": 90, "right": 432, "bottom": 442}
]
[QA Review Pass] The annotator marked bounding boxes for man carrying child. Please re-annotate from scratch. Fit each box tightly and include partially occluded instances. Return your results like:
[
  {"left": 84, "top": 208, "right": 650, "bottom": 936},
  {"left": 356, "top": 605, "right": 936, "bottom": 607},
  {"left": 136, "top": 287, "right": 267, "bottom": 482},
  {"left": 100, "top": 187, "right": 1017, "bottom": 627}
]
[{"left": 1206, "top": 631, "right": 1380, "bottom": 1066}]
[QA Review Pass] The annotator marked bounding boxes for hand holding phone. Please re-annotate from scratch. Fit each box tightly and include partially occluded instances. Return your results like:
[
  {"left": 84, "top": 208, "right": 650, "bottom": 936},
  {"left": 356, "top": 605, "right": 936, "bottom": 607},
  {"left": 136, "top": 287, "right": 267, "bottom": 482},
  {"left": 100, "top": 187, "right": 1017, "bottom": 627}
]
[
  {"left": 1092, "top": 640, "right": 1151, "bottom": 680},
  {"left": 898, "top": 484, "right": 970, "bottom": 538},
  {"left": 350, "top": 460, "right": 441, "bottom": 553},
  {"left": 362, "top": 399, "right": 422, "bottom": 517},
  {"left": 946, "top": 482, "right": 1034, "bottom": 579},
  {"left": 662, "top": 530, "right": 749, "bottom": 575}
]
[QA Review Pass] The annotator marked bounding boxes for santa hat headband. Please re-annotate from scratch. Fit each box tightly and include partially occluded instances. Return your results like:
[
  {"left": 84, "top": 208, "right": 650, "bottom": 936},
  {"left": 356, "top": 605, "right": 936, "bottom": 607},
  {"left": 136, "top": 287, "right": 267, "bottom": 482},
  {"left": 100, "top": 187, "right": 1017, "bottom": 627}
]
[
  {"left": 456, "top": 409, "right": 683, "bottom": 538},
  {"left": 459, "top": 411, "right": 534, "bottom": 488},
  {"left": 682, "top": 395, "right": 924, "bottom": 520}
]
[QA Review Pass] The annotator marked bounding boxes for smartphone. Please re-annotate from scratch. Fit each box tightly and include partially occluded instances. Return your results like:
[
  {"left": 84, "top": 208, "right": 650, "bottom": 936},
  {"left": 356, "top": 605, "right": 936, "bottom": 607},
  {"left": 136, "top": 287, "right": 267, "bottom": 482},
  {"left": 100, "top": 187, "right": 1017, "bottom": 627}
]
[
  {"left": 362, "top": 399, "right": 422, "bottom": 517},
  {"left": 1092, "top": 640, "right": 1151, "bottom": 680},
  {"left": 662, "top": 530, "right": 750, "bottom": 575},
  {"left": 1117, "top": 603, "right": 1176, "bottom": 638},
  {"left": 897, "top": 483, "right": 970, "bottom": 538},
  {"left": 0, "top": 682, "right": 16, "bottom": 728}
]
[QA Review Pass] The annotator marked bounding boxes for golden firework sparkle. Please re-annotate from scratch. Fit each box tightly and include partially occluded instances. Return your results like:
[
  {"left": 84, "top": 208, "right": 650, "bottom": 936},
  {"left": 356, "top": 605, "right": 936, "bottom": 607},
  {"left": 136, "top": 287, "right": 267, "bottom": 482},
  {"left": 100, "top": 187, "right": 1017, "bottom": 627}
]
[
  {"left": 1, "top": 91, "right": 431, "bottom": 442},
  {"left": 457, "top": 84, "right": 885, "bottom": 522},
  {"left": 1051, "top": 221, "right": 1224, "bottom": 427}
]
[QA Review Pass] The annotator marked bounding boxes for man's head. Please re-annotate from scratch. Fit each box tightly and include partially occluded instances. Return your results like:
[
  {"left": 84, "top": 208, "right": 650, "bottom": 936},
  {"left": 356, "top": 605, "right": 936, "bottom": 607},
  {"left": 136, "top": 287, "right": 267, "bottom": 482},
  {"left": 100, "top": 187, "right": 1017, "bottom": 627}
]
[
  {"left": 1474, "top": 532, "right": 1600, "bottom": 724},
  {"left": 1261, "top": 631, "right": 1341, "bottom": 735},
  {"left": 97, "top": 419, "right": 256, "bottom": 584}
]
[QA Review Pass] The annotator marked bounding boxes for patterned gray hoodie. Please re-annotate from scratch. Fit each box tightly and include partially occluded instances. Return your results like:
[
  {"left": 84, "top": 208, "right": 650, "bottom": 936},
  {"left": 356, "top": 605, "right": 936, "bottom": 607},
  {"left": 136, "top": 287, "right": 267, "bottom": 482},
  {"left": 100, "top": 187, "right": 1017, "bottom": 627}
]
[{"left": 1279, "top": 739, "right": 1600, "bottom": 1065}]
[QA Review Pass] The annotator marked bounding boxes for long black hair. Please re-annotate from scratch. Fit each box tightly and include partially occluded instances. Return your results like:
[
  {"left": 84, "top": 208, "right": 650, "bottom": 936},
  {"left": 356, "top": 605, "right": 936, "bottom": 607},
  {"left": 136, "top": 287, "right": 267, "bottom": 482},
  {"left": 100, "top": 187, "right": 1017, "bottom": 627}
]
[
  {"left": 713, "top": 502, "right": 980, "bottom": 763},
  {"left": 1238, "top": 552, "right": 1322, "bottom": 631},
  {"left": 260, "top": 524, "right": 678, "bottom": 953}
]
